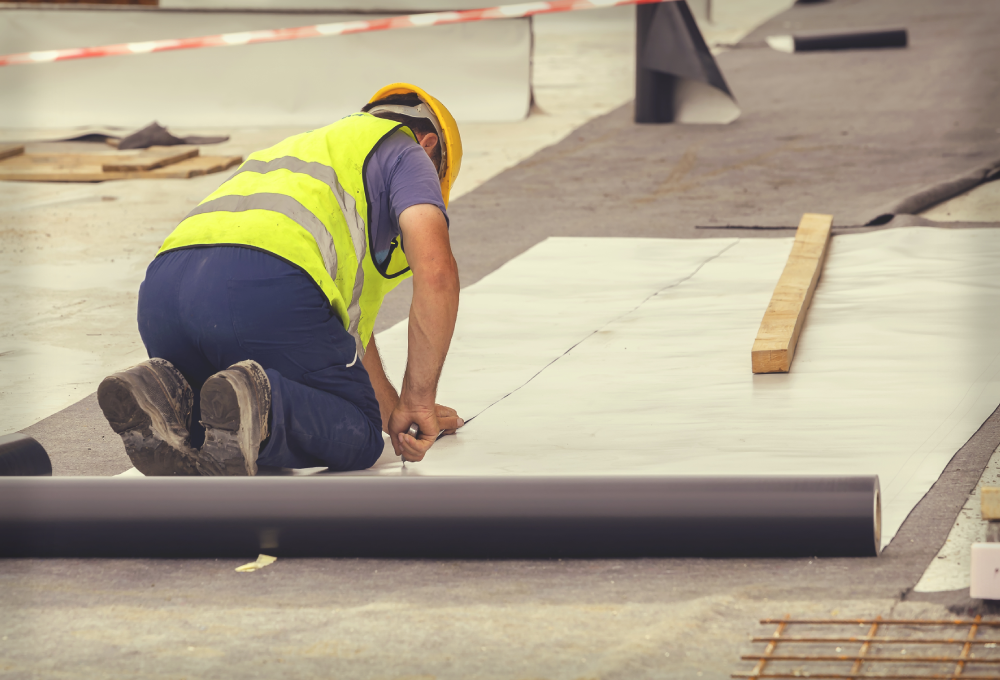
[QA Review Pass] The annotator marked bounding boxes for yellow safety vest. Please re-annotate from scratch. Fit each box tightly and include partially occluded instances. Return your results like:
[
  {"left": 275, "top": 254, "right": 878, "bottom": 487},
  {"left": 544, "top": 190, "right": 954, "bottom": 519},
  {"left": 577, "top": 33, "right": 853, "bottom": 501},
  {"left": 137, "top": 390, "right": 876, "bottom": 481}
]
[{"left": 159, "top": 113, "right": 415, "bottom": 356}]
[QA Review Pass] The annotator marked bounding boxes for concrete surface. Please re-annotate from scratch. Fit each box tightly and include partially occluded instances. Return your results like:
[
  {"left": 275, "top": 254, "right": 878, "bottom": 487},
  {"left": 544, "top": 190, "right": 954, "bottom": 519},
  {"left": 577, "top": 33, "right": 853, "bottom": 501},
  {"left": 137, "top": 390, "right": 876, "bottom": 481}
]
[
  {"left": 3, "top": 0, "right": 1000, "bottom": 677},
  {"left": 922, "top": 178, "right": 1000, "bottom": 223},
  {"left": 915, "top": 442, "right": 1000, "bottom": 593},
  {"left": 0, "top": 563, "right": 966, "bottom": 679}
]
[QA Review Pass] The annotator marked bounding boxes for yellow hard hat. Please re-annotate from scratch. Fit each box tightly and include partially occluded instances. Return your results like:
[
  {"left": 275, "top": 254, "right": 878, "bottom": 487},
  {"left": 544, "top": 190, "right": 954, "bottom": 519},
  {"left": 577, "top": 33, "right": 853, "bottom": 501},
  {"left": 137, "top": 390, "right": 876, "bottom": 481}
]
[{"left": 368, "top": 83, "right": 463, "bottom": 207}]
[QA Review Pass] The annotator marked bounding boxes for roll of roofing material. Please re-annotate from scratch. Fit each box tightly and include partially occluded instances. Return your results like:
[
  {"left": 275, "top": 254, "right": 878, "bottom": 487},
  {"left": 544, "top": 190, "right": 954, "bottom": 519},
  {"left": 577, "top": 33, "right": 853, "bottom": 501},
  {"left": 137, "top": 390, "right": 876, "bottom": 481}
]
[
  {"left": 766, "top": 28, "right": 908, "bottom": 53},
  {"left": 634, "top": 0, "right": 739, "bottom": 124},
  {"left": 0, "top": 434, "right": 52, "bottom": 477},
  {"left": 0, "top": 475, "right": 880, "bottom": 558}
]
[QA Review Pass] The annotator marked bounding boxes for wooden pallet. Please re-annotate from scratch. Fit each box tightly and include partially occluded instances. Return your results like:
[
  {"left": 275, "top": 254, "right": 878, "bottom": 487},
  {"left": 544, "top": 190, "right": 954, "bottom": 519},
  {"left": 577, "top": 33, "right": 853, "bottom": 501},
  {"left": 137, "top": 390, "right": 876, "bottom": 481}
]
[{"left": 0, "top": 145, "right": 242, "bottom": 182}]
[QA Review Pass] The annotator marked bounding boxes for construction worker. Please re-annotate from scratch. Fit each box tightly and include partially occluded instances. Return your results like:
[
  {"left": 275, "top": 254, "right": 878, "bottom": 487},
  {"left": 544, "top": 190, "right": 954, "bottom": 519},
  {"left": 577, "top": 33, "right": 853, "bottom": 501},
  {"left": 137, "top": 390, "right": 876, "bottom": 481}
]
[{"left": 97, "top": 83, "right": 463, "bottom": 476}]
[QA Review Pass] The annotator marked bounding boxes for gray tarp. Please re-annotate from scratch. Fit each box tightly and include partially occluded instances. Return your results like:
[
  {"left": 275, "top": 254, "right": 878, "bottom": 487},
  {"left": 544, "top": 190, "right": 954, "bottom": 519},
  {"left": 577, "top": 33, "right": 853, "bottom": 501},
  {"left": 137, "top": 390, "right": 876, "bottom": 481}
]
[{"left": 451, "top": 0, "right": 1000, "bottom": 230}]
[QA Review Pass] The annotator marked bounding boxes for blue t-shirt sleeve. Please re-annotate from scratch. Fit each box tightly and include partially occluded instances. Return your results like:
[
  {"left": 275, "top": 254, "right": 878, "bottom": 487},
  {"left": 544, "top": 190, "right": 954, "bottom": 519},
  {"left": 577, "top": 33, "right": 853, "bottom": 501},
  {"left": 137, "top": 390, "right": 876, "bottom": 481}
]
[
  {"left": 366, "top": 130, "right": 449, "bottom": 267},
  {"left": 386, "top": 136, "right": 449, "bottom": 232}
]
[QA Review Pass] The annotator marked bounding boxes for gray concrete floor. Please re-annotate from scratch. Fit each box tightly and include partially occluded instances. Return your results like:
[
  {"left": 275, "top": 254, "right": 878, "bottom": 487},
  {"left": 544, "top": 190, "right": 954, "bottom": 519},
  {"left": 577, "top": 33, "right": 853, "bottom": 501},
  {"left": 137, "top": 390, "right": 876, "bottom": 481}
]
[{"left": 5, "top": 0, "right": 1000, "bottom": 677}]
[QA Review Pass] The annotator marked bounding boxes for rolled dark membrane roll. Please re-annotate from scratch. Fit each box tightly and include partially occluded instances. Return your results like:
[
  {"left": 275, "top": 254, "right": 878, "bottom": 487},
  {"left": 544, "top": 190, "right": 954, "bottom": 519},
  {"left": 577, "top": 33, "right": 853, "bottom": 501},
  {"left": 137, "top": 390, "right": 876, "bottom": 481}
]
[
  {"left": 0, "top": 434, "right": 52, "bottom": 477},
  {"left": 768, "top": 28, "right": 908, "bottom": 53},
  {"left": 634, "top": 1, "right": 738, "bottom": 124},
  {"left": 0, "top": 475, "right": 880, "bottom": 558}
]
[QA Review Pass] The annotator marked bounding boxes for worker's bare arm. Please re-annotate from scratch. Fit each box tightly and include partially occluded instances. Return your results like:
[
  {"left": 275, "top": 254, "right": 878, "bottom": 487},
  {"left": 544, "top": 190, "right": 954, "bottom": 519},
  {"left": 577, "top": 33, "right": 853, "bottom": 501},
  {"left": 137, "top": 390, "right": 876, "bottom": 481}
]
[
  {"left": 389, "top": 203, "right": 461, "bottom": 461},
  {"left": 362, "top": 335, "right": 400, "bottom": 433},
  {"left": 362, "top": 335, "right": 462, "bottom": 437}
]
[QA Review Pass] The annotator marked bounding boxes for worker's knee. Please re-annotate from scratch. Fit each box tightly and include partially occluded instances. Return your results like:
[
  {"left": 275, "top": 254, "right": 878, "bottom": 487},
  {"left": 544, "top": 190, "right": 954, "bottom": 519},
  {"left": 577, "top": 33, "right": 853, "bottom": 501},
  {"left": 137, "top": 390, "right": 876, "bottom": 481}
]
[
  {"left": 358, "top": 432, "right": 386, "bottom": 471},
  {"left": 331, "top": 420, "right": 384, "bottom": 472}
]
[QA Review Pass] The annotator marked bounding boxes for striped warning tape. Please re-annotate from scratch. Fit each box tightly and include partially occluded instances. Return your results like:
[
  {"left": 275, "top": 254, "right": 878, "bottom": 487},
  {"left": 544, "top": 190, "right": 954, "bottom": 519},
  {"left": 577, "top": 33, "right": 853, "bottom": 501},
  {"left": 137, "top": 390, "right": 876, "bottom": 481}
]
[{"left": 0, "top": 0, "right": 673, "bottom": 67}]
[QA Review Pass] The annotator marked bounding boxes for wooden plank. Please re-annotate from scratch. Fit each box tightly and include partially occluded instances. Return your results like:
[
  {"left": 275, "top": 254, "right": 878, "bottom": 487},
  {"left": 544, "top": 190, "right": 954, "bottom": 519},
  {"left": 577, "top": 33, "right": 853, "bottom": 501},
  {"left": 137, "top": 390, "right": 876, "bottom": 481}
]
[
  {"left": 0, "top": 144, "right": 24, "bottom": 161},
  {"left": 0, "top": 152, "right": 121, "bottom": 182},
  {"left": 751, "top": 212, "right": 833, "bottom": 373},
  {"left": 0, "top": 151, "right": 131, "bottom": 182},
  {"left": 982, "top": 487, "right": 1000, "bottom": 520},
  {"left": 0, "top": 153, "right": 241, "bottom": 182},
  {"left": 144, "top": 155, "right": 242, "bottom": 178},
  {"left": 2, "top": 152, "right": 123, "bottom": 166},
  {"left": 101, "top": 146, "right": 198, "bottom": 172}
]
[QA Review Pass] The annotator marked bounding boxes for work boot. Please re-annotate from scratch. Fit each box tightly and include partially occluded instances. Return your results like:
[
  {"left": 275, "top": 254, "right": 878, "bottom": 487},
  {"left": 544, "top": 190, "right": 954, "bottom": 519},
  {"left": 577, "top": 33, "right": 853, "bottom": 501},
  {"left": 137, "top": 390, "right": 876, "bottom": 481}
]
[
  {"left": 198, "top": 360, "right": 271, "bottom": 476},
  {"left": 97, "top": 358, "right": 200, "bottom": 476}
]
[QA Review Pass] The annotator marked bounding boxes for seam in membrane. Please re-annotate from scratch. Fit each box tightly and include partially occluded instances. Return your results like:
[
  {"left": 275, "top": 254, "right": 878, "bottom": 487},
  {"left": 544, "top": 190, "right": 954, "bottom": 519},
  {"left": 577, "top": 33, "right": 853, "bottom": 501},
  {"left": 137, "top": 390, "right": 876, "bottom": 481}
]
[{"left": 463, "top": 239, "right": 741, "bottom": 425}]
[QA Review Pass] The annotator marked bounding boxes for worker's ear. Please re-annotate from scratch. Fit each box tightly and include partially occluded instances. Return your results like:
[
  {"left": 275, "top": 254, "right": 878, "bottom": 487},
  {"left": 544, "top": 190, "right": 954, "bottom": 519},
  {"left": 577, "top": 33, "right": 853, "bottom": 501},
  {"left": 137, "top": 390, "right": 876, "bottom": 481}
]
[{"left": 417, "top": 132, "right": 439, "bottom": 155}]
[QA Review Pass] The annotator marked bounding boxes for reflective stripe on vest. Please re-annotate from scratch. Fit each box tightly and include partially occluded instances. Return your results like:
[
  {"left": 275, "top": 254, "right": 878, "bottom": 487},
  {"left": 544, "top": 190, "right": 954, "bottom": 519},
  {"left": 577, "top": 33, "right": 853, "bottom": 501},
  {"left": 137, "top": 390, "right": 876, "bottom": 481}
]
[
  {"left": 202, "top": 157, "right": 370, "bottom": 345},
  {"left": 158, "top": 114, "right": 414, "bottom": 356},
  {"left": 185, "top": 192, "right": 341, "bottom": 282}
]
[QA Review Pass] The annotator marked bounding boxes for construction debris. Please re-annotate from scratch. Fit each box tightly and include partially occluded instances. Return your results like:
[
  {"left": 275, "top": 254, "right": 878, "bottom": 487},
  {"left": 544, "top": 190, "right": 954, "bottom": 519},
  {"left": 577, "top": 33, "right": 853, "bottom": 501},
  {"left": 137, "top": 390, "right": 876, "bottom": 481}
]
[
  {"left": 735, "top": 617, "right": 999, "bottom": 679},
  {"left": 112, "top": 122, "right": 229, "bottom": 150},
  {"left": 235, "top": 554, "right": 277, "bottom": 573},
  {"left": 0, "top": 145, "right": 241, "bottom": 182}
]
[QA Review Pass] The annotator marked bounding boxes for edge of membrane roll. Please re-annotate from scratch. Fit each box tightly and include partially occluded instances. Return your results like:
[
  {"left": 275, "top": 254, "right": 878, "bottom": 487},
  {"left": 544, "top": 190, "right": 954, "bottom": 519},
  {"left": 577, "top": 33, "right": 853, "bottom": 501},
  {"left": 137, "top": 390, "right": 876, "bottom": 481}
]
[
  {"left": 0, "top": 475, "right": 881, "bottom": 558},
  {"left": 0, "top": 434, "right": 52, "bottom": 477}
]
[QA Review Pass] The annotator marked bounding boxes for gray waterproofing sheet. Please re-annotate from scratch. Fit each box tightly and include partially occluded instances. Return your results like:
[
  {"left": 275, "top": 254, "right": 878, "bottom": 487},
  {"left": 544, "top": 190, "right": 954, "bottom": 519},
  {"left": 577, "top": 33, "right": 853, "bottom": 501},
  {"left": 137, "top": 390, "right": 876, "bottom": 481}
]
[
  {"left": 0, "top": 9, "right": 531, "bottom": 128},
  {"left": 449, "top": 0, "right": 1000, "bottom": 232},
  {"left": 115, "top": 122, "right": 229, "bottom": 149},
  {"left": 6, "top": 0, "right": 1000, "bottom": 675}
]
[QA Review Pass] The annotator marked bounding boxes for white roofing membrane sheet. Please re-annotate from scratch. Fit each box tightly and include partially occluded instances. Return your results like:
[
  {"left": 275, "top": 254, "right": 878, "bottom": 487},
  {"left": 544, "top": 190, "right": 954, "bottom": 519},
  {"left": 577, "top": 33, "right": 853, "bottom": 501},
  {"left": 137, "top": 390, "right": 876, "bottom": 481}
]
[
  {"left": 0, "top": 10, "right": 531, "bottom": 128},
  {"left": 365, "top": 228, "right": 1000, "bottom": 551}
]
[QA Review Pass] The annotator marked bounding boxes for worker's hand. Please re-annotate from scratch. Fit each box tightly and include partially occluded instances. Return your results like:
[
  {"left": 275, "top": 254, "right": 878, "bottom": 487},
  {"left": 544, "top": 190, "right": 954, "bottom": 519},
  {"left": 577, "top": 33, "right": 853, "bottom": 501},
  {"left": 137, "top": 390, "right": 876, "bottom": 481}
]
[
  {"left": 388, "top": 401, "right": 465, "bottom": 462},
  {"left": 435, "top": 403, "right": 464, "bottom": 435},
  {"left": 388, "top": 400, "right": 437, "bottom": 462}
]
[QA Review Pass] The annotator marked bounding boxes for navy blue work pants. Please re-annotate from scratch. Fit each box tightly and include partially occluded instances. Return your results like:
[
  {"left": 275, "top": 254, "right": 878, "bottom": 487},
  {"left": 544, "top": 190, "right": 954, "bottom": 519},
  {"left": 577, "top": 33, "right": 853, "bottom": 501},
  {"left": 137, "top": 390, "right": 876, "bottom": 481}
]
[{"left": 137, "top": 246, "right": 384, "bottom": 471}]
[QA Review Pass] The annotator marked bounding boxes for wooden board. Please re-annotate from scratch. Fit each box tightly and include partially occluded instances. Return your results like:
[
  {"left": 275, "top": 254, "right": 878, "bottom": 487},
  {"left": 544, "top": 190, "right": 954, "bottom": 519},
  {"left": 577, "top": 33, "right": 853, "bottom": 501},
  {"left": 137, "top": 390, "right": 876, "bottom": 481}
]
[
  {"left": 0, "top": 152, "right": 122, "bottom": 181},
  {"left": 101, "top": 147, "right": 198, "bottom": 172},
  {"left": 0, "top": 153, "right": 242, "bottom": 182},
  {"left": 751, "top": 213, "right": 833, "bottom": 373},
  {"left": 982, "top": 487, "right": 1000, "bottom": 520},
  {"left": 144, "top": 155, "right": 242, "bottom": 178},
  {"left": 0, "top": 144, "right": 24, "bottom": 161}
]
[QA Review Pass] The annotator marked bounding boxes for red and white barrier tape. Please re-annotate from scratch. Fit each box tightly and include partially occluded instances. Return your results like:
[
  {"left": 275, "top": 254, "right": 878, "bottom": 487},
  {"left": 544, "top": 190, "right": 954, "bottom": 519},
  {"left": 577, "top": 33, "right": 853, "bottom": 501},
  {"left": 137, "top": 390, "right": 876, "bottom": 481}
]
[{"left": 0, "top": 0, "right": 673, "bottom": 67}]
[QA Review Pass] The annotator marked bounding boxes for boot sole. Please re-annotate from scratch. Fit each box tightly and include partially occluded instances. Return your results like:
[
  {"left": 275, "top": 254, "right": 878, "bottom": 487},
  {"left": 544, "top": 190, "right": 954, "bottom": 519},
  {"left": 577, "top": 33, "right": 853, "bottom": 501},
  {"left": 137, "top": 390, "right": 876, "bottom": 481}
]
[
  {"left": 97, "top": 367, "right": 199, "bottom": 476},
  {"left": 200, "top": 372, "right": 257, "bottom": 476}
]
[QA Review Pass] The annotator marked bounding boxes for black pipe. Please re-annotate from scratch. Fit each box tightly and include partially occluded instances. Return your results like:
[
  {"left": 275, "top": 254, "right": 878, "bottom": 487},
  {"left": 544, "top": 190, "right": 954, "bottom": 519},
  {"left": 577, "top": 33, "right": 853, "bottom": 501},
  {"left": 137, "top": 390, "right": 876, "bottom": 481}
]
[
  {"left": 793, "top": 28, "right": 908, "bottom": 52},
  {"left": 0, "top": 475, "right": 880, "bottom": 558},
  {"left": 0, "top": 434, "right": 52, "bottom": 477}
]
